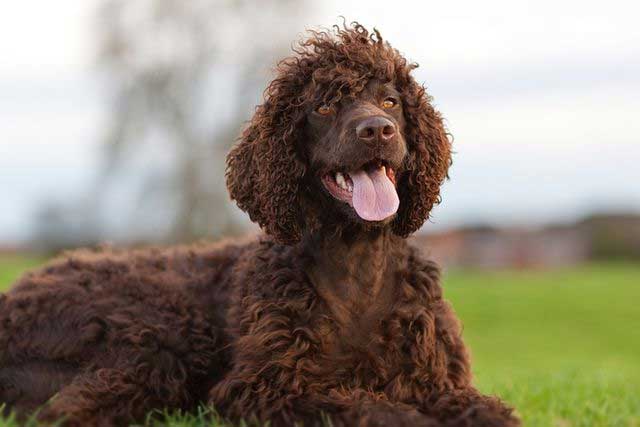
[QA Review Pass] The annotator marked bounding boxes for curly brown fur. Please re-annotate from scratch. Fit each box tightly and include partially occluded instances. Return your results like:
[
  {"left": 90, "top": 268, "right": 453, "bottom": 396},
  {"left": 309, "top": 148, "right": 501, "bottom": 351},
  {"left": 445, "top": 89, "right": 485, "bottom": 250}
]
[
  {"left": 226, "top": 23, "right": 451, "bottom": 243},
  {"left": 0, "top": 23, "right": 518, "bottom": 427}
]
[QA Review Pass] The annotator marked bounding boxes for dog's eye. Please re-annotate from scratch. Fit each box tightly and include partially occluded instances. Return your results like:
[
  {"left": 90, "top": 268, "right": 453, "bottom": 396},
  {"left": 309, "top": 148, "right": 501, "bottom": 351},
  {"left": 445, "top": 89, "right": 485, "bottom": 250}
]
[
  {"left": 382, "top": 98, "right": 397, "bottom": 109},
  {"left": 316, "top": 105, "right": 333, "bottom": 115}
]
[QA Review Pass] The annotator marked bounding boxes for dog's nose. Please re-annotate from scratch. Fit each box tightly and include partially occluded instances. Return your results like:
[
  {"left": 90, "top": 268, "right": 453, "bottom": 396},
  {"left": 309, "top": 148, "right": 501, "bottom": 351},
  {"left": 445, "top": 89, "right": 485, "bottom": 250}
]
[{"left": 356, "top": 116, "right": 396, "bottom": 143}]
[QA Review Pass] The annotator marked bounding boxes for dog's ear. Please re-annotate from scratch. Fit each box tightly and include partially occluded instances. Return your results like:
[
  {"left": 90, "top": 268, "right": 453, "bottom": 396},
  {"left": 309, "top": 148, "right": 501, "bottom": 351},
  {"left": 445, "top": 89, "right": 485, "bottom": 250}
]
[
  {"left": 226, "top": 80, "right": 307, "bottom": 244},
  {"left": 392, "top": 77, "right": 452, "bottom": 237}
]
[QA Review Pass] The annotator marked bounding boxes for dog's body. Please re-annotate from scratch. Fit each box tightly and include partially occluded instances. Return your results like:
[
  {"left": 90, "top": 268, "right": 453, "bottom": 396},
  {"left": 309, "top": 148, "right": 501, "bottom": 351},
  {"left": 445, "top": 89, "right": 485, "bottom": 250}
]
[
  {"left": 0, "top": 24, "right": 519, "bottom": 426},
  {"left": 0, "top": 243, "right": 238, "bottom": 423}
]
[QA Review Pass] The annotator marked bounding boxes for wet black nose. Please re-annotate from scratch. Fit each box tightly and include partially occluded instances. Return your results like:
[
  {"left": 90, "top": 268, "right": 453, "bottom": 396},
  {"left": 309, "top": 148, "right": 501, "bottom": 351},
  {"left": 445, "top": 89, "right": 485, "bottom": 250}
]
[{"left": 356, "top": 116, "right": 396, "bottom": 143}]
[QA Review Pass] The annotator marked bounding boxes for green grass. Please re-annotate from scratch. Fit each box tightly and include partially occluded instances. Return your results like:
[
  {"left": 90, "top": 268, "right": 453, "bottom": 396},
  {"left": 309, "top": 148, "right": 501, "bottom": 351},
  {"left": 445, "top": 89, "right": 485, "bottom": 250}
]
[
  {"left": 0, "top": 256, "right": 42, "bottom": 291},
  {"left": 444, "top": 263, "right": 640, "bottom": 426},
  {"left": 1, "top": 258, "right": 639, "bottom": 426}
]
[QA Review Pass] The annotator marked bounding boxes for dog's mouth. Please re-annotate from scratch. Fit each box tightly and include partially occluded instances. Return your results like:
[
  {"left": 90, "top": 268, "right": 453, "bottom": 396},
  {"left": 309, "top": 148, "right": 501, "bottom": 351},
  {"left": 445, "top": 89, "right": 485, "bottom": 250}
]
[{"left": 321, "top": 159, "right": 399, "bottom": 222}]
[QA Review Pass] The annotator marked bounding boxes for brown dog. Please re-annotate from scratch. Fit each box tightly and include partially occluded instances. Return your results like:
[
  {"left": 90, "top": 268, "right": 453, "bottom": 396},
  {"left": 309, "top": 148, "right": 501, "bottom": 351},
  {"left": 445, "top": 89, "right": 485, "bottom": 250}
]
[{"left": 0, "top": 23, "right": 519, "bottom": 427}]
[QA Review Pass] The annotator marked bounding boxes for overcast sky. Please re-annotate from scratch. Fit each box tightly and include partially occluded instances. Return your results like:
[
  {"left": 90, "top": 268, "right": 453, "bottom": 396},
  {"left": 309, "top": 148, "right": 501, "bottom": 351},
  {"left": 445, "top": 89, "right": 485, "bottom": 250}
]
[{"left": 1, "top": 0, "right": 639, "bottom": 243}]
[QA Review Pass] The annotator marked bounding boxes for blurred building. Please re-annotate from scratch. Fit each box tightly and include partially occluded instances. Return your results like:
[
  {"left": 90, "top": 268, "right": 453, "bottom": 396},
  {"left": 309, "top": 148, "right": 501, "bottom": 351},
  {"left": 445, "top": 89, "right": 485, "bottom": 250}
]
[{"left": 413, "top": 213, "right": 640, "bottom": 269}]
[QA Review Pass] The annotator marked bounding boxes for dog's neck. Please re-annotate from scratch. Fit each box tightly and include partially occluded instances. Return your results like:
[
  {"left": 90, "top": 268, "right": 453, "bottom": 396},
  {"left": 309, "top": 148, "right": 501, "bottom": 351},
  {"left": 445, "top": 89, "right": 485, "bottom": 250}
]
[{"left": 302, "top": 226, "right": 405, "bottom": 324}]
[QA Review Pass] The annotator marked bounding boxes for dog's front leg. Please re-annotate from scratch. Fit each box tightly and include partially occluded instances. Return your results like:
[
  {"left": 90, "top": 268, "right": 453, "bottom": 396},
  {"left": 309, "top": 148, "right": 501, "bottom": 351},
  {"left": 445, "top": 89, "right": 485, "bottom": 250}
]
[
  {"left": 211, "top": 374, "right": 441, "bottom": 427},
  {"left": 207, "top": 327, "right": 323, "bottom": 426},
  {"left": 328, "top": 394, "right": 440, "bottom": 427},
  {"left": 415, "top": 387, "right": 520, "bottom": 427}
]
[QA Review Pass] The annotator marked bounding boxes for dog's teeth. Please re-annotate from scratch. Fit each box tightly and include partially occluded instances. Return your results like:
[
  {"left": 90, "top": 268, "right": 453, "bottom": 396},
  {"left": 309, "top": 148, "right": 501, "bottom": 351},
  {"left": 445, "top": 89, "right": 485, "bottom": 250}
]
[{"left": 335, "top": 172, "right": 348, "bottom": 190}]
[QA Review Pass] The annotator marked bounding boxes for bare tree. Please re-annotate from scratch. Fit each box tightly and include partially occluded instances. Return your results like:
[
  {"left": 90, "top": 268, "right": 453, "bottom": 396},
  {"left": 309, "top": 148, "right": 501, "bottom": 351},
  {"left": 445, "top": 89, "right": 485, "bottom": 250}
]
[{"left": 94, "top": 0, "right": 313, "bottom": 243}]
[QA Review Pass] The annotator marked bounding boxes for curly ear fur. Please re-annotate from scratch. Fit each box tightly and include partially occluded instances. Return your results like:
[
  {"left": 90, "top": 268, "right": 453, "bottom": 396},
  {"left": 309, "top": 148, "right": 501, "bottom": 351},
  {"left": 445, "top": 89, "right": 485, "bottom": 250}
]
[
  {"left": 392, "top": 77, "right": 452, "bottom": 237},
  {"left": 227, "top": 22, "right": 451, "bottom": 242},
  {"left": 226, "top": 74, "right": 308, "bottom": 244}
]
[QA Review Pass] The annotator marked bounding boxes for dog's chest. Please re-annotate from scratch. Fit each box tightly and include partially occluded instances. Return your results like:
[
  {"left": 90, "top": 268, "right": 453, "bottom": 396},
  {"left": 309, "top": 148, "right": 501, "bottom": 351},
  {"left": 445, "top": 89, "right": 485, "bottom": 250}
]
[
  {"left": 318, "top": 303, "right": 386, "bottom": 351},
  {"left": 312, "top": 294, "right": 412, "bottom": 385},
  {"left": 304, "top": 245, "right": 422, "bottom": 386},
  {"left": 313, "top": 274, "right": 393, "bottom": 348}
]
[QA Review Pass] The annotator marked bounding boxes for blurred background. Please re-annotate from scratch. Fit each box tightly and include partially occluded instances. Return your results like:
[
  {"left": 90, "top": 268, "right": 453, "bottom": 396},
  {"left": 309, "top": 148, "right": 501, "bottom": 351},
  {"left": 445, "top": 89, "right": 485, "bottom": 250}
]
[
  {"left": 1, "top": 0, "right": 639, "bottom": 256},
  {"left": 0, "top": 1, "right": 638, "bottom": 425}
]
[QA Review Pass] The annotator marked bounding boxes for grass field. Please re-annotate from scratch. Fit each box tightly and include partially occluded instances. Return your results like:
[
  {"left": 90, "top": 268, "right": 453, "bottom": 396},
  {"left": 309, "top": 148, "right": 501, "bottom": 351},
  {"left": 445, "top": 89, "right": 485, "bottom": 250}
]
[{"left": 1, "top": 258, "right": 638, "bottom": 426}]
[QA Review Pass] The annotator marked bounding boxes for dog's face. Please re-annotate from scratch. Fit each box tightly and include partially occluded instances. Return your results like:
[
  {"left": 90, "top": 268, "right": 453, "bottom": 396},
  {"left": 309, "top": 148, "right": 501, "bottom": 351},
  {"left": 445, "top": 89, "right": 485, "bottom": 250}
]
[
  {"left": 226, "top": 24, "right": 451, "bottom": 243},
  {"left": 305, "top": 79, "right": 407, "bottom": 225}
]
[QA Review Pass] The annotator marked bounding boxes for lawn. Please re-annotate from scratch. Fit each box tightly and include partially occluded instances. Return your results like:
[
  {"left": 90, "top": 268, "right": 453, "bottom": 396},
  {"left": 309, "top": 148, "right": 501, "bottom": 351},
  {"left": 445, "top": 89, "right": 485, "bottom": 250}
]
[
  {"left": 1, "top": 258, "right": 638, "bottom": 426},
  {"left": 445, "top": 264, "right": 640, "bottom": 427},
  {"left": 0, "top": 256, "right": 42, "bottom": 291}
]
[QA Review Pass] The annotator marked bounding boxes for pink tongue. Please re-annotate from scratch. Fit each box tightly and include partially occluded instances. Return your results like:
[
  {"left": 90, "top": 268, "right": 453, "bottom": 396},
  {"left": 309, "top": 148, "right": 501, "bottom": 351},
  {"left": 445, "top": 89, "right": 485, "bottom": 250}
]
[{"left": 351, "top": 167, "right": 400, "bottom": 221}]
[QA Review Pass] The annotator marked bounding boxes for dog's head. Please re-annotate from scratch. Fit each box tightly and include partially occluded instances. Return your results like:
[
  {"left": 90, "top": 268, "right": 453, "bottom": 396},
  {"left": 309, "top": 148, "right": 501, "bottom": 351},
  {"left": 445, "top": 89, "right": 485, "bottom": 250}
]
[{"left": 226, "top": 23, "right": 451, "bottom": 244}]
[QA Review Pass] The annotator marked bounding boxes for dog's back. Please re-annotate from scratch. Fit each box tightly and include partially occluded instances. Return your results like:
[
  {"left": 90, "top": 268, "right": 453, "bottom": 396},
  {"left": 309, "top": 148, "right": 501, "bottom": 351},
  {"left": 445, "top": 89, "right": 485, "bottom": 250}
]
[{"left": 0, "top": 240, "right": 246, "bottom": 419}]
